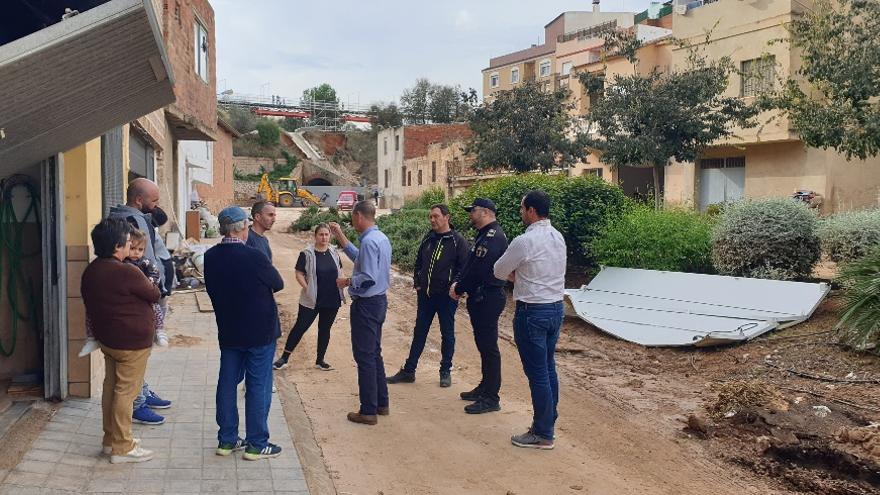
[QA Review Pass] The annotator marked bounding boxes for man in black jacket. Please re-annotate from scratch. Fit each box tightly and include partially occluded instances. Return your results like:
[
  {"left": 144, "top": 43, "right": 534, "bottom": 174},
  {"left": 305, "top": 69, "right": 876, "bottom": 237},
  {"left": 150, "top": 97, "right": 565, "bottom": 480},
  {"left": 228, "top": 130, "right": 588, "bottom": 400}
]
[{"left": 387, "top": 204, "right": 469, "bottom": 388}]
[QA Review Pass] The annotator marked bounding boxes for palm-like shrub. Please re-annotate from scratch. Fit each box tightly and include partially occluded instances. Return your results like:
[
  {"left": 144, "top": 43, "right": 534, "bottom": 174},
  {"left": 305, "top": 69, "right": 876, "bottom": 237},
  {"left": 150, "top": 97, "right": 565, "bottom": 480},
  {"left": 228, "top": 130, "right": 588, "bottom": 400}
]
[{"left": 837, "top": 248, "right": 880, "bottom": 352}]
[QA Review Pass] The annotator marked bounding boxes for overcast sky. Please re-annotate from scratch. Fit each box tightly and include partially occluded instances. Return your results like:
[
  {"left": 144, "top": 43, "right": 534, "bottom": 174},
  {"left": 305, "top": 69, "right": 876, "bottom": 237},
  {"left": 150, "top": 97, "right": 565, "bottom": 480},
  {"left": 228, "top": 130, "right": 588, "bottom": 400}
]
[{"left": 213, "top": 1, "right": 654, "bottom": 108}]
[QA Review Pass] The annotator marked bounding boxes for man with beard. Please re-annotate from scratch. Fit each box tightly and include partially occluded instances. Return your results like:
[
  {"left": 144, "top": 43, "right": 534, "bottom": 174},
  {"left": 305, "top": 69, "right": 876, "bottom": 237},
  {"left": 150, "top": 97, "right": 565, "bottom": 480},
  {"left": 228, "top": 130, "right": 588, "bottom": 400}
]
[
  {"left": 246, "top": 201, "right": 276, "bottom": 261},
  {"left": 108, "top": 178, "right": 173, "bottom": 426},
  {"left": 449, "top": 198, "right": 508, "bottom": 415}
]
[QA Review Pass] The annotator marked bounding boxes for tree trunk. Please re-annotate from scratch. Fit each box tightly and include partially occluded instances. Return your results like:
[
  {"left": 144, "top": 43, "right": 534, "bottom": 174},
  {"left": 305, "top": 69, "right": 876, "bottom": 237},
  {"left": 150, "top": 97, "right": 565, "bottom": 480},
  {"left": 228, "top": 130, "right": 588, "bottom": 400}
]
[{"left": 652, "top": 164, "right": 663, "bottom": 211}]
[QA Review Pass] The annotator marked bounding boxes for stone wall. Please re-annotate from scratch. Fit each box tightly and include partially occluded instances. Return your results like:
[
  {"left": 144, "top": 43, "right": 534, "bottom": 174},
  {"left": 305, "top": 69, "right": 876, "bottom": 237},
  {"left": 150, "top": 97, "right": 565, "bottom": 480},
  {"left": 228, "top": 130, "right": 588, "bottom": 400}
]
[
  {"left": 234, "top": 156, "right": 284, "bottom": 175},
  {"left": 234, "top": 179, "right": 260, "bottom": 203}
]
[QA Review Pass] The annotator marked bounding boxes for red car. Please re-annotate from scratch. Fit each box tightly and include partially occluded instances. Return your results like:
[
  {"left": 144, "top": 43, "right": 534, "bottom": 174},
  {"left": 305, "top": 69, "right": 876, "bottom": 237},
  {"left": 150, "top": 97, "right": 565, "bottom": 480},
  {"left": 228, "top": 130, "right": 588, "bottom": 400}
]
[{"left": 336, "top": 190, "right": 358, "bottom": 211}]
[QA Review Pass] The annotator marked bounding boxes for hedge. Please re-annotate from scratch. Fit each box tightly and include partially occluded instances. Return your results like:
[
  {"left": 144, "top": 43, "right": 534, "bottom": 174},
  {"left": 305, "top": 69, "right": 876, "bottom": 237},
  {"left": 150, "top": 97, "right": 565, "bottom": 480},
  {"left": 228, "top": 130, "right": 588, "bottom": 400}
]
[
  {"left": 449, "top": 174, "right": 627, "bottom": 267},
  {"left": 819, "top": 209, "right": 880, "bottom": 263},
  {"left": 712, "top": 198, "right": 821, "bottom": 280},
  {"left": 592, "top": 206, "right": 715, "bottom": 273},
  {"left": 402, "top": 187, "right": 446, "bottom": 211},
  {"left": 376, "top": 209, "right": 431, "bottom": 271},
  {"left": 289, "top": 206, "right": 357, "bottom": 243}
]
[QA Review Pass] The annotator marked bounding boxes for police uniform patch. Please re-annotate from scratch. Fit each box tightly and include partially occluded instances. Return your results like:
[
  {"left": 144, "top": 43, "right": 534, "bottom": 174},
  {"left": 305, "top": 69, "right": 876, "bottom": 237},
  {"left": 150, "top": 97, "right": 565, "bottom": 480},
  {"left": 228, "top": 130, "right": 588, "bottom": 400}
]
[
  {"left": 486, "top": 229, "right": 496, "bottom": 238},
  {"left": 475, "top": 246, "right": 488, "bottom": 258}
]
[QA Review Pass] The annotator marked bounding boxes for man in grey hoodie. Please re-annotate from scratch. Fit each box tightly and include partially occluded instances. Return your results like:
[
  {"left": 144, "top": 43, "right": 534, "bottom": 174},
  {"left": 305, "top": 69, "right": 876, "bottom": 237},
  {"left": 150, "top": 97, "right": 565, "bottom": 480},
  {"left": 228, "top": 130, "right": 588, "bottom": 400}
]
[{"left": 107, "top": 178, "right": 173, "bottom": 426}]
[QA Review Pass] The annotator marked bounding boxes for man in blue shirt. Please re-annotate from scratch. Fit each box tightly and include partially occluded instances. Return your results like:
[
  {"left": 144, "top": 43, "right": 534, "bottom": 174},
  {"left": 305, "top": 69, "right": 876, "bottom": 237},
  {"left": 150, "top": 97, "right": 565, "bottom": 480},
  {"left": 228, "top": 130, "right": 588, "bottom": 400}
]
[
  {"left": 329, "top": 201, "right": 392, "bottom": 425},
  {"left": 246, "top": 201, "right": 276, "bottom": 261}
]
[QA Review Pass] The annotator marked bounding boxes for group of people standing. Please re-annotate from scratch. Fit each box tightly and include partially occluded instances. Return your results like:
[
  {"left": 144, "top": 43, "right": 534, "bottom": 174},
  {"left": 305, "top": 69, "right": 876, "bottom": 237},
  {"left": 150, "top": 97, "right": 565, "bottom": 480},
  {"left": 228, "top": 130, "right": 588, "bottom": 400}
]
[{"left": 81, "top": 183, "right": 567, "bottom": 468}]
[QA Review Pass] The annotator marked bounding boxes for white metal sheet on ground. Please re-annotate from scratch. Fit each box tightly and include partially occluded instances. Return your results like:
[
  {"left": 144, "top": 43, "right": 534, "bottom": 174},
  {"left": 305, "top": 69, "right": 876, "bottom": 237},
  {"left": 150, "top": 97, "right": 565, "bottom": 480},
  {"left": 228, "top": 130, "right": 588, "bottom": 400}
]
[
  {"left": 565, "top": 289, "right": 793, "bottom": 322},
  {"left": 565, "top": 267, "right": 829, "bottom": 347},
  {"left": 587, "top": 267, "right": 829, "bottom": 319}
]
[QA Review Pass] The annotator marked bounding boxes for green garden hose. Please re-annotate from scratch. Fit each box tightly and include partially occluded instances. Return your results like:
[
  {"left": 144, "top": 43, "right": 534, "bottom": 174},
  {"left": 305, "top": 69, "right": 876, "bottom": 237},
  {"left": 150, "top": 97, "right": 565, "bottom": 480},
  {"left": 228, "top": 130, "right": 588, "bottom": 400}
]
[{"left": 0, "top": 177, "right": 41, "bottom": 358}]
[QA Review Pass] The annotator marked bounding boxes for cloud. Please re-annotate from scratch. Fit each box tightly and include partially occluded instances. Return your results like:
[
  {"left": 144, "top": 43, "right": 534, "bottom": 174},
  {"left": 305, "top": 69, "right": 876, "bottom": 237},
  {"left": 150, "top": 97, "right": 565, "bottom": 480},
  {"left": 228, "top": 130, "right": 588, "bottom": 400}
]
[{"left": 454, "top": 9, "right": 473, "bottom": 29}]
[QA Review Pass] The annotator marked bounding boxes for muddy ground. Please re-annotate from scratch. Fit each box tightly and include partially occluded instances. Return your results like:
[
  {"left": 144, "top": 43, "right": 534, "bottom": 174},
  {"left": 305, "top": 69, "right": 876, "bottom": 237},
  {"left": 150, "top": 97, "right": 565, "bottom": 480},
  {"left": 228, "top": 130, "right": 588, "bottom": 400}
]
[{"left": 260, "top": 208, "right": 878, "bottom": 495}]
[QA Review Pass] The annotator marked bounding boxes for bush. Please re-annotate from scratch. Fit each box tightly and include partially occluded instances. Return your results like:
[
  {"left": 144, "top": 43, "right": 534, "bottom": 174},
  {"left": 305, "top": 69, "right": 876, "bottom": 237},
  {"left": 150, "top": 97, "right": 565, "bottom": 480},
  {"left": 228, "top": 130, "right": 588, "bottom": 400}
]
[
  {"left": 712, "top": 198, "right": 821, "bottom": 280},
  {"left": 819, "top": 209, "right": 880, "bottom": 263},
  {"left": 837, "top": 247, "right": 880, "bottom": 353},
  {"left": 449, "top": 174, "right": 627, "bottom": 266},
  {"left": 376, "top": 209, "right": 431, "bottom": 271},
  {"left": 256, "top": 121, "right": 281, "bottom": 146},
  {"left": 289, "top": 207, "right": 356, "bottom": 243},
  {"left": 592, "top": 206, "right": 715, "bottom": 273},
  {"left": 402, "top": 187, "right": 446, "bottom": 210}
]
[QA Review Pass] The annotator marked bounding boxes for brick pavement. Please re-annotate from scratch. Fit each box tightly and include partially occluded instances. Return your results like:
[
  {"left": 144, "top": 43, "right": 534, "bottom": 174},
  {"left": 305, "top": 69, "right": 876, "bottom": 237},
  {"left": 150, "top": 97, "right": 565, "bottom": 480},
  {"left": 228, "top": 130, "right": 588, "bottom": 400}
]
[{"left": 0, "top": 292, "right": 309, "bottom": 495}]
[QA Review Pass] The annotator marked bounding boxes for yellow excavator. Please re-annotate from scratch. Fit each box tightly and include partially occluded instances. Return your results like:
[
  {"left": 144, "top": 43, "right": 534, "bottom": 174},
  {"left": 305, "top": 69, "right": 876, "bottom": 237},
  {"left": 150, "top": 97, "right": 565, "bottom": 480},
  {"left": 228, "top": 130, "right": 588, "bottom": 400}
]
[{"left": 256, "top": 173, "right": 325, "bottom": 207}]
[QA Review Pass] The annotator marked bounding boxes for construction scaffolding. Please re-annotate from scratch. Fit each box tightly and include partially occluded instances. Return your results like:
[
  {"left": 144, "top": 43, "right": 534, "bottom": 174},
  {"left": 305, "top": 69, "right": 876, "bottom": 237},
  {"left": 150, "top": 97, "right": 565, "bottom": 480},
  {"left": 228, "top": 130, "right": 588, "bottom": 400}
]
[{"left": 217, "top": 92, "right": 371, "bottom": 131}]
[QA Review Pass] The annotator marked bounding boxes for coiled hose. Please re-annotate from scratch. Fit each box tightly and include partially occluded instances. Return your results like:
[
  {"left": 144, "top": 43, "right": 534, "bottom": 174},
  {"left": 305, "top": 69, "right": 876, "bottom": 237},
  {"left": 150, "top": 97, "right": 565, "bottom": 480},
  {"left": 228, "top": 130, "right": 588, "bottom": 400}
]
[{"left": 0, "top": 176, "right": 41, "bottom": 357}]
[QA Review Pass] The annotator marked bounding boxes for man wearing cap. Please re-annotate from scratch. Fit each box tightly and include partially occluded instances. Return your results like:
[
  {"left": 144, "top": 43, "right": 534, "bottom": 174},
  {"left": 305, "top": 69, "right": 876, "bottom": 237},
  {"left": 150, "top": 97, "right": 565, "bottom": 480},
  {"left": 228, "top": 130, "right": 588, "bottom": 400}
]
[
  {"left": 449, "top": 198, "right": 508, "bottom": 415},
  {"left": 205, "top": 206, "right": 285, "bottom": 460}
]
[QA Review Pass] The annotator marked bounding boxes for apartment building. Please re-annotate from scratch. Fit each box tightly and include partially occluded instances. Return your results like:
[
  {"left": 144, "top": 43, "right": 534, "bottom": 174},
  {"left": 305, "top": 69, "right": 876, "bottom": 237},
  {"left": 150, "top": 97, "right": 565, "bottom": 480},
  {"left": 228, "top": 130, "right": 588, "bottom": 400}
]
[
  {"left": 663, "top": 0, "right": 880, "bottom": 213},
  {"left": 481, "top": 5, "right": 634, "bottom": 104},
  {"left": 482, "top": 0, "right": 880, "bottom": 212}
]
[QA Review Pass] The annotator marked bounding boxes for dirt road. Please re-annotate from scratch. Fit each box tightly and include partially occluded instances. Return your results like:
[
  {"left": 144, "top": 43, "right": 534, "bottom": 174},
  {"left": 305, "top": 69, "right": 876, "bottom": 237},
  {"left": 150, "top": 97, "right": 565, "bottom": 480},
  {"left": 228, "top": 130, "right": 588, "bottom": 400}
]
[{"left": 266, "top": 213, "right": 787, "bottom": 495}]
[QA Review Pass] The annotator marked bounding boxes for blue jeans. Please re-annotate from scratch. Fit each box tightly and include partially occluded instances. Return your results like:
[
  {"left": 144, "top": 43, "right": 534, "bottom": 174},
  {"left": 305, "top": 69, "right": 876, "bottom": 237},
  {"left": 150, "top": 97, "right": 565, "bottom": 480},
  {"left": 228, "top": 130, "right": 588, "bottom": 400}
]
[
  {"left": 133, "top": 382, "right": 151, "bottom": 409},
  {"left": 216, "top": 343, "right": 275, "bottom": 449},
  {"left": 350, "top": 295, "right": 389, "bottom": 416},
  {"left": 403, "top": 292, "right": 457, "bottom": 374},
  {"left": 513, "top": 301, "right": 563, "bottom": 441}
]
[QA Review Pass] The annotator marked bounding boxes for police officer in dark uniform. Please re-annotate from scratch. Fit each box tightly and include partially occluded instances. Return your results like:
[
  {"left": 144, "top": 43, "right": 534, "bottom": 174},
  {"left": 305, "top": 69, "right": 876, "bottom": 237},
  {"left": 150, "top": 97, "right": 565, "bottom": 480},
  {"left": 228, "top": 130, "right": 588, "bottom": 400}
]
[{"left": 449, "top": 198, "right": 508, "bottom": 414}]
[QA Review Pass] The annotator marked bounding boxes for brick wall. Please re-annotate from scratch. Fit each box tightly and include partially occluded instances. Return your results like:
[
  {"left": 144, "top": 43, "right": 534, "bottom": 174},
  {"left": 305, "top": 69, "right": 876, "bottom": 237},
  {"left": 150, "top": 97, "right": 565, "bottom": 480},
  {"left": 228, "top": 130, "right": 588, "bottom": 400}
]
[
  {"left": 403, "top": 124, "right": 472, "bottom": 159},
  {"left": 195, "top": 125, "right": 235, "bottom": 213},
  {"left": 162, "top": 0, "right": 217, "bottom": 134}
]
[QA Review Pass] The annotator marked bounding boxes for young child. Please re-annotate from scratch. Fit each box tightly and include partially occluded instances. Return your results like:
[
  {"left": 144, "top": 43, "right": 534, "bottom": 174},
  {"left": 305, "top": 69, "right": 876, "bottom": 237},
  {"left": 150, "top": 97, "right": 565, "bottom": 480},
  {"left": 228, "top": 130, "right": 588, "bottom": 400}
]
[{"left": 127, "top": 229, "right": 169, "bottom": 347}]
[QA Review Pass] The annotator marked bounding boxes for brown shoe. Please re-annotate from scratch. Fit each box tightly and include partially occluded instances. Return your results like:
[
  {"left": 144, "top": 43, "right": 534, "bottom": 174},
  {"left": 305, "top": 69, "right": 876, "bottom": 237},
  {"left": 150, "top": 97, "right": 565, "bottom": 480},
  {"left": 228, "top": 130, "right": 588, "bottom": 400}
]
[
  {"left": 377, "top": 406, "right": 389, "bottom": 416},
  {"left": 347, "top": 412, "right": 377, "bottom": 425}
]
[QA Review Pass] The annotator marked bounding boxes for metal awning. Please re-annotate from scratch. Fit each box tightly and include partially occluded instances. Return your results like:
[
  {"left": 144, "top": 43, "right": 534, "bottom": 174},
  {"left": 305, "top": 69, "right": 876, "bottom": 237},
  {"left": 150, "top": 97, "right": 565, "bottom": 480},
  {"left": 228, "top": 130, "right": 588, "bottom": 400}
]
[
  {"left": 565, "top": 267, "right": 830, "bottom": 347},
  {"left": 0, "top": 0, "right": 175, "bottom": 171}
]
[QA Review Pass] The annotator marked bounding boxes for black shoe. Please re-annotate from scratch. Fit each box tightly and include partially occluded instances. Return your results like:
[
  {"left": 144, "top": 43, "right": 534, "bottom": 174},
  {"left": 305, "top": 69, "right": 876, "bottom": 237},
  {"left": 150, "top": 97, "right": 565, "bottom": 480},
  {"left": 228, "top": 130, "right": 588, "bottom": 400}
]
[
  {"left": 272, "top": 358, "right": 288, "bottom": 370},
  {"left": 464, "top": 398, "right": 501, "bottom": 414},
  {"left": 386, "top": 368, "right": 415, "bottom": 384},
  {"left": 439, "top": 372, "right": 452, "bottom": 388},
  {"left": 315, "top": 361, "right": 333, "bottom": 371},
  {"left": 459, "top": 387, "right": 483, "bottom": 401}
]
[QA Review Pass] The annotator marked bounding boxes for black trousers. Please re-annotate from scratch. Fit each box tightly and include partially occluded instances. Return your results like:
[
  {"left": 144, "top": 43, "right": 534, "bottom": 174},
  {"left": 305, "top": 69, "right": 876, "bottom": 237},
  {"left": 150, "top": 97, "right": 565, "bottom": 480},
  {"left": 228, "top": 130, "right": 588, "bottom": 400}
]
[
  {"left": 350, "top": 295, "right": 389, "bottom": 416},
  {"left": 466, "top": 287, "right": 506, "bottom": 403},
  {"left": 282, "top": 304, "right": 339, "bottom": 363}
]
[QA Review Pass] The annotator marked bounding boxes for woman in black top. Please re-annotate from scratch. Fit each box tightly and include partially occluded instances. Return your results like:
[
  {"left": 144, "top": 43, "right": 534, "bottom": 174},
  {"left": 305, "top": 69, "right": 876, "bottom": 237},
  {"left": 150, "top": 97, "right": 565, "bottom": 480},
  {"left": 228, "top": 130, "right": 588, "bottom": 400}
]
[{"left": 273, "top": 224, "right": 345, "bottom": 371}]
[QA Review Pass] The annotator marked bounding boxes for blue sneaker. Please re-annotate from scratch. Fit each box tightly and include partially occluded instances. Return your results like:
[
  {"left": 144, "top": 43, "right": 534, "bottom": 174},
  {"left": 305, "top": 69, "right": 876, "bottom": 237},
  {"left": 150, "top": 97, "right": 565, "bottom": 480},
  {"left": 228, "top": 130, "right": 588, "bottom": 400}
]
[
  {"left": 132, "top": 405, "right": 165, "bottom": 425},
  {"left": 145, "top": 390, "right": 172, "bottom": 409},
  {"left": 242, "top": 443, "right": 282, "bottom": 461}
]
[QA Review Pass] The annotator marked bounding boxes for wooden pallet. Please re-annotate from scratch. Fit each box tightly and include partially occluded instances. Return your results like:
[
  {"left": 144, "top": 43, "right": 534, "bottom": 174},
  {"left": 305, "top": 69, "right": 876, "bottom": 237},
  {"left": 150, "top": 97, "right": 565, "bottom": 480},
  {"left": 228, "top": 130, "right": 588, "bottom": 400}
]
[{"left": 195, "top": 292, "right": 214, "bottom": 312}]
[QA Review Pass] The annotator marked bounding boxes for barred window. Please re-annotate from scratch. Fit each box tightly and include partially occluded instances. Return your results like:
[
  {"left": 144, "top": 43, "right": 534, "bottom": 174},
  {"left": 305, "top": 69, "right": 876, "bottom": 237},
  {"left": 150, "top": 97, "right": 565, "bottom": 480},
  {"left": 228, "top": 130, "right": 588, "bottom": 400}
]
[{"left": 741, "top": 56, "right": 775, "bottom": 97}]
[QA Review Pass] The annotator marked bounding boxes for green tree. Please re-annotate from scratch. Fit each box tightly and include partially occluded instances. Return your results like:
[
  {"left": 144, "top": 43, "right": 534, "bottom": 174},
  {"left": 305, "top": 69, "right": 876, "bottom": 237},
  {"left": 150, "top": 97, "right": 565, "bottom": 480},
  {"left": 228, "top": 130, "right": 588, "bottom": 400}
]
[
  {"left": 302, "top": 83, "right": 339, "bottom": 105},
  {"left": 255, "top": 120, "right": 280, "bottom": 147},
  {"left": 761, "top": 0, "right": 880, "bottom": 160},
  {"left": 467, "top": 82, "right": 586, "bottom": 173},
  {"left": 400, "top": 78, "right": 432, "bottom": 124},
  {"left": 224, "top": 106, "right": 258, "bottom": 134},
  {"left": 368, "top": 102, "right": 404, "bottom": 130},
  {"left": 280, "top": 117, "right": 305, "bottom": 132},
  {"left": 581, "top": 32, "right": 759, "bottom": 209}
]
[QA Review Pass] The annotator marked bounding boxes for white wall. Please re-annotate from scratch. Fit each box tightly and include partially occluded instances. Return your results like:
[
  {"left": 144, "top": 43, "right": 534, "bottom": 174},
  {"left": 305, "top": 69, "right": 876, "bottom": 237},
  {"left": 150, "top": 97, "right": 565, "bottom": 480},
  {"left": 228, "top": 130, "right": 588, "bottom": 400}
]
[{"left": 177, "top": 140, "right": 213, "bottom": 217}]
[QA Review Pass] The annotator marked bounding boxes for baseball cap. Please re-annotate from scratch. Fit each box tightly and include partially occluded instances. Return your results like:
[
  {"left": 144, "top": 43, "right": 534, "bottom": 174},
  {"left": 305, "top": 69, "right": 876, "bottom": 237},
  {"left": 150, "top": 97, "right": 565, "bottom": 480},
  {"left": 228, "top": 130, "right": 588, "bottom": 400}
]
[
  {"left": 218, "top": 206, "right": 248, "bottom": 225},
  {"left": 463, "top": 198, "right": 497, "bottom": 213}
]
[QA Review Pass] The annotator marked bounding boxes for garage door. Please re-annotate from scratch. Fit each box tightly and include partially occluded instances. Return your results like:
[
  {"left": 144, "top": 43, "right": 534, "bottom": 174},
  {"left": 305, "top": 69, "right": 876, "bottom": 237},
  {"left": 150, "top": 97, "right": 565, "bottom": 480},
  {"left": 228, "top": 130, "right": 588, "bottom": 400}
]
[{"left": 698, "top": 157, "right": 745, "bottom": 211}]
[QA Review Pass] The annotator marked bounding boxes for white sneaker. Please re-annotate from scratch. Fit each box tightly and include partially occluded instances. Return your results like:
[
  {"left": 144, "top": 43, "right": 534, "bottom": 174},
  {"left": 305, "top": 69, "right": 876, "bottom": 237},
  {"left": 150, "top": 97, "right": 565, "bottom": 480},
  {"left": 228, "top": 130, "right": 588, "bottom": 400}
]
[
  {"left": 155, "top": 331, "right": 169, "bottom": 347},
  {"left": 103, "top": 438, "right": 140, "bottom": 455},
  {"left": 78, "top": 338, "right": 99, "bottom": 358},
  {"left": 109, "top": 444, "right": 153, "bottom": 464}
]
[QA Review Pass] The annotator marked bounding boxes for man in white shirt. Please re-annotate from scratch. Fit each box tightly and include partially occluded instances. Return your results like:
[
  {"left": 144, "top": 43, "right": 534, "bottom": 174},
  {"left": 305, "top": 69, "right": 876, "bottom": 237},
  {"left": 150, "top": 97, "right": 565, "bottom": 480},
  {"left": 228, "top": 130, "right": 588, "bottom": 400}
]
[{"left": 493, "top": 190, "right": 566, "bottom": 450}]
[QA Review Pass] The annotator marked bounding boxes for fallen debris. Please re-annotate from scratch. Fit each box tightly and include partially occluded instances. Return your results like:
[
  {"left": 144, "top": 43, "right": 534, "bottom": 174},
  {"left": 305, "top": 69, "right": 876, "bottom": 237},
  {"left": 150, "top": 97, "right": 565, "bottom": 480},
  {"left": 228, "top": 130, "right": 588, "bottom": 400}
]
[{"left": 565, "top": 267, "right": 830, "bottom": 347}]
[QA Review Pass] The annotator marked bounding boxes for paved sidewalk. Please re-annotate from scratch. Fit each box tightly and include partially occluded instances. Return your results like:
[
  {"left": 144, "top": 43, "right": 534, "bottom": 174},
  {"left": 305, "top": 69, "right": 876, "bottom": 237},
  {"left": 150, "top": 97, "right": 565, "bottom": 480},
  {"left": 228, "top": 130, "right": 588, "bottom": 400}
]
[{"left": 0, "top": 307, "right": 309, "bottom": 494}]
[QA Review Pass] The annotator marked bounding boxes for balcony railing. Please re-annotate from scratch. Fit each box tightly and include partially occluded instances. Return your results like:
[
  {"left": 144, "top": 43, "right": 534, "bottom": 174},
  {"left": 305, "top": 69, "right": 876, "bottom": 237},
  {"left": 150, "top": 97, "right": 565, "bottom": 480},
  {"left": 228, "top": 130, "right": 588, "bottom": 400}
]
[{"left": 557, "top": 20, "right": 618, "bottom": 44}]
